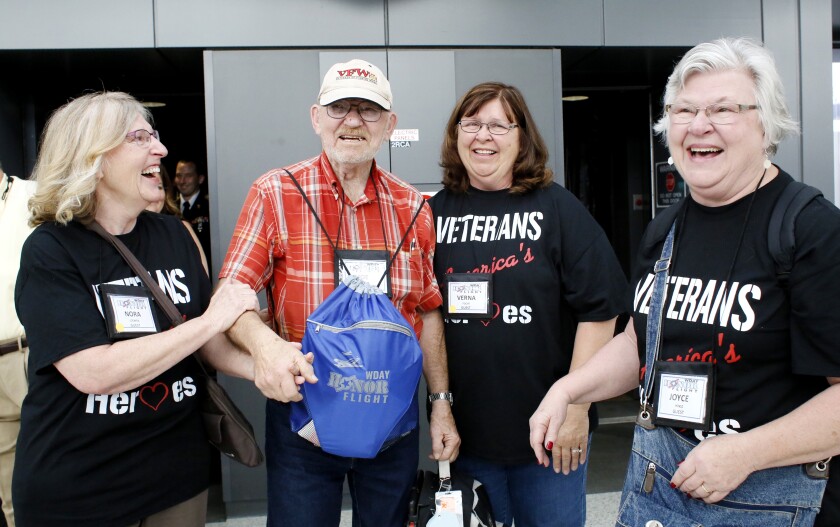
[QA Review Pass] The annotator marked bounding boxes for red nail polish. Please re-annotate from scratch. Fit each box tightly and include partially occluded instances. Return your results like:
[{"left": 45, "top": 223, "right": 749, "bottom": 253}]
[
  {"left": 546, "top": 442, "right": 553, "bottom": 450},
  {"left": 670, "top": 483, "right": 676, "bottom": 489},
  {"left": 677, "top": 459, "right": 684, "bottom": 465}
]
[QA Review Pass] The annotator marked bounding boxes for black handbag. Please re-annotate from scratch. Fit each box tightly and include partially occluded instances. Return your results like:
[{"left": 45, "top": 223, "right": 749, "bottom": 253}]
[{"left": 87, "top": 220, "right": 264, "bottom": 467}]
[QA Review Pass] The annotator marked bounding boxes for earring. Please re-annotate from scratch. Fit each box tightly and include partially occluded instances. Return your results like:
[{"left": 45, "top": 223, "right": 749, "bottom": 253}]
[
  {"left": 667, "top": 156, "right": 674, "bottom": 166},
  {"left": 763, "top": 157, "right": 771, "bottom": 169}
]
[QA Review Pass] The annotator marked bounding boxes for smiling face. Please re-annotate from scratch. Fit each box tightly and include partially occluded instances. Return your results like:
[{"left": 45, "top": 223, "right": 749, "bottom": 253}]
[
  {"left": 456, "top": 98, "right": 520, "bottom": 191},
  {"left": 668, "top": 69, "right": 767, "bottom": 206},
  {"left": 311, "top": 98, "right": 396, "bottom": 169},
  {"left": 98, "top": 114, "right": 168, "bottom": 212},
  {"left": 174, "top": 161, "right": 203, "bottom": 198}
]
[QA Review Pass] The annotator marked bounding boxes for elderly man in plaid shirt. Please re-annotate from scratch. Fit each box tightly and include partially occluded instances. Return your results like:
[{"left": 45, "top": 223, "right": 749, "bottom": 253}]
[{"left": 219, "top": 59, "right": 460, "bottom": 526}]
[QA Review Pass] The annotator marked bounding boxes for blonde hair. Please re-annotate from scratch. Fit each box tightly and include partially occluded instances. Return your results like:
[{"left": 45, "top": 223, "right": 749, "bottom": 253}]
[{"left": 29, "top": 92, "right": 150, "bottom": 226}]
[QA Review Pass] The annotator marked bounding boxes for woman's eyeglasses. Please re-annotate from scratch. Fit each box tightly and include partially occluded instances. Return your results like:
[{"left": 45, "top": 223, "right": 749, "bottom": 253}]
[
  {"left": 665, "top": 103, "right": 758, "bottom": 125},
  {"left": 125, "top": 129, "right": 161, "bottom": 147},
  {"left": 458, "top": 120, "right": 518, "bottom": 135}
]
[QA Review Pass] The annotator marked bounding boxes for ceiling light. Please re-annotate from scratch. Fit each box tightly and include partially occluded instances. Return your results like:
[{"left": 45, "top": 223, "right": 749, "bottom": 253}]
[
  {"left": 141, "top": 101, "right": 167, "bottom": 108},
  {"left": 562, "top": 95, "right": 589, "bottom": 102}
]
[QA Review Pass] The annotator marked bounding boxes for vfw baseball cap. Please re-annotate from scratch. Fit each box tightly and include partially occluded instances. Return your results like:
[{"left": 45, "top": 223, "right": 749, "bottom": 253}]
[{"left": 318, "top": 59, "right": 392, "bottom": 110}]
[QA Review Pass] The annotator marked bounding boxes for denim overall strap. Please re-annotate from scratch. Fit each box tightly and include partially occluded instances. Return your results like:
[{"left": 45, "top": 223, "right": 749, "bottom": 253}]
[{"left": 640, "top": 221, "right": 676, "bottom": 409}]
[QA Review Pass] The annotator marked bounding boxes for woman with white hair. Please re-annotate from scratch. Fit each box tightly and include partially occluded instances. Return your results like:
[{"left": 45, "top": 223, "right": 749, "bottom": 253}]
[
  {"left": 13, "top": 91, "right": 258, "bottom": 527},
  {"left": 530, "top": 37, "right": 840, "bottom": 526}
]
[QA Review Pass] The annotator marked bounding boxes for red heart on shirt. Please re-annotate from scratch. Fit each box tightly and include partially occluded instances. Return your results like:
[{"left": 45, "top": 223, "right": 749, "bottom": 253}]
[
  {"left": 481, "top": 303, "right": 501, "bottom": 327},
  {"left": 139, "top": 382, "right": 170, "bottom": 411}
]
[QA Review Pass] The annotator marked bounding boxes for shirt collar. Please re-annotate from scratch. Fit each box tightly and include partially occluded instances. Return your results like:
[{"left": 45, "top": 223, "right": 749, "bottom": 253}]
[{"left": 319, "top": 152, "right": 379, "bottom": 206}]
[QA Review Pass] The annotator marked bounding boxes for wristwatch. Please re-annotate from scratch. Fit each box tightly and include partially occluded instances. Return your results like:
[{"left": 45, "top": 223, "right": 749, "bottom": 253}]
[{"left": 428, "top": 392, "right": 454, "bottom": 406}]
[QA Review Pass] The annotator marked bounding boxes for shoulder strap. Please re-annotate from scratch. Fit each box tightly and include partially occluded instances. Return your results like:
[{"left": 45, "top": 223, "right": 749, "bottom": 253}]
[
  {"left": 284, "top": 168, "right": 426, "bottom": 288},
  {"left": 284, "top": 169, "right": 350, "bottom": 276},
  {"left": 86, "top": 221, "right": 184, "bottom": 327},
  {"left": 86, "top": 220, "right": 213, "bottom": 375},
  {"left": 768, "top": 180, "right": 822, "bottom": 287}
]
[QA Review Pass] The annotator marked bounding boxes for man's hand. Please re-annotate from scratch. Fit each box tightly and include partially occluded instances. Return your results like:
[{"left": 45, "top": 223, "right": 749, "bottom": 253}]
[
  {"left": 428, "top": 401, "right": 460, "bottom": 462},
  {"left": 251, "top": 336, "right": 317, "bottom": 402}
]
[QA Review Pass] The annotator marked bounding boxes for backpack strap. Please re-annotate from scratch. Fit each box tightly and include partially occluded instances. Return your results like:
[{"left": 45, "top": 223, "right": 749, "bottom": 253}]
[{"left": 768, "top": 180, "right": 822, "bottom": 288}]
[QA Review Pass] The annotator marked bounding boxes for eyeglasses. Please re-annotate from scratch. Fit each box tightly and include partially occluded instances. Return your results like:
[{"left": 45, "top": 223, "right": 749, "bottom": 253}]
[
  {"left": 458, "top": 120, "right": 518, "bottom": 136},
  {"left": 665, "top": 103, "right": 758, "bottom": 125},
  {"left": 325, "top": 101, "right": 383, "bottom": 122},
  {"left": 125, "top": 129, "right": 161, "bottom": 146}
]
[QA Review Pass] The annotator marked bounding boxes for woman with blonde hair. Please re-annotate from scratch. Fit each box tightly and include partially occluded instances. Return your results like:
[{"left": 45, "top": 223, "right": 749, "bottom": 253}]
[{"left": 14, "top": 91, "right": 257, "bottom": 527}]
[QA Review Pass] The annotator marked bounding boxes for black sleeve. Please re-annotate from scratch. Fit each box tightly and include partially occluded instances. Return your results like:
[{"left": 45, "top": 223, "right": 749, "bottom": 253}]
[
  {"left": 15, "top": 229, "right": 111, "bottom": 373},
  {"left": 553, "top": 187, "right": 627, "bottom": 321},
  {"left": 788, "top": 197, "right": 840, "bottom": 376}
]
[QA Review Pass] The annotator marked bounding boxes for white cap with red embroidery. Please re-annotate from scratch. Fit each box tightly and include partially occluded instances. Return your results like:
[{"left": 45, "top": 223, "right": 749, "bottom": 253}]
[{"left": 318, "top": 59, "right": 392, "bottom": 110}]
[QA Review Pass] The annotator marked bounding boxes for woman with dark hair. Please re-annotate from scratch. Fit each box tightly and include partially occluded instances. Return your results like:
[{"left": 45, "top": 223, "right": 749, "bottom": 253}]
[{"left": 429, "top": 82, "right": 626, "bottom": 527}]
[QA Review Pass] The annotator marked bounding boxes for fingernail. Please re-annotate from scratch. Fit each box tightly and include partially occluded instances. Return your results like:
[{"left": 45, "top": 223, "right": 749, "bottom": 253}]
[
  {"left": 677, "top": 459, "right": 684, "bottom": 465},
  {"left": 546, "top": 442, "right": 553, "bottom": 450},
  {"left": 670, "top": 483, "right": 676, "bottom": 489}
]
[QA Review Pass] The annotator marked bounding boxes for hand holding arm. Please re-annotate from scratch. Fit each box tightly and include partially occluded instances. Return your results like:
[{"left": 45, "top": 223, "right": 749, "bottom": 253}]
[
  {"left": 530, "top": 318, "right": 640, "bottom": 466},
  {"left": 221, "top": 279, "right": 317, "bottom": 402},
  {"left": 549, "top": 318, "right": 616, "bottom": 473},
  {"left": 55, "top": 279, "right": 259, "bottom": 394}
]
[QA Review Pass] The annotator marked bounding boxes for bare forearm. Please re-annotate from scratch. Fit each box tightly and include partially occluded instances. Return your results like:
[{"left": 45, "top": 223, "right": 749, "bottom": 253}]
[
  {"left": 57, "top": 315, "right": 220, "bottom": 394},
  {"left": 742, "top": 380, "right": 840, "bottom": 470},
  {"left": 418, "top": 309, "right": 448, "bottom": 392},
  {"left": 563, "top": 324, "right": 639, "bottom": 405},
  {"left": 200, "top": 334, "right": 255, "bottom": 381},
  {"left": 227, "top": 309, "right": 281, "bottom": 357}
]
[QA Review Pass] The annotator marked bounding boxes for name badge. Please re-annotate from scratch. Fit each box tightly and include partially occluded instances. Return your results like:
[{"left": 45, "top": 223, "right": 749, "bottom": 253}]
[
  {"left": 427, "top": 490, "right": 463, "bottom": 527},
  {"left": 443, "top": 273, "right": 493, "bottom": 319},
  {"left": 99, "top": 284, "right": 161, "bottom": 339},
  {"left": 652, "top": 360, "right": 715, "bottom": 431},
  {"left": 334, "top": 249, "right": 392, "bottom": 297}
]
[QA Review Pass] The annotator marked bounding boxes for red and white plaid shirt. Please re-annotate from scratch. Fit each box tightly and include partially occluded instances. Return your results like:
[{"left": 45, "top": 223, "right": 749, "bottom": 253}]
[{"left": 220, "top": 153, "right": 441, "bottom": 342}]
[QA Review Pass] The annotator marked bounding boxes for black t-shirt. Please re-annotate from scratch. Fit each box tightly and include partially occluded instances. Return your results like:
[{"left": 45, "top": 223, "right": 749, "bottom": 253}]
[
  {"left": 631, "top": 171, "right": 840, "bottom": 521},
  {"left": 430, "top": 184, "right": 626, "bottom": 463},
  {"left": 13, "top": 212, "right": 213, "bottom": 527}
]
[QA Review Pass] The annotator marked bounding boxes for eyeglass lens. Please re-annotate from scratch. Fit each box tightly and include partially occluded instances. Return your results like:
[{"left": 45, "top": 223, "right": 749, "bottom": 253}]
[
  {"left": 326, "top": 102, "right": 382, "bottom": 122},
  {"left": 127, "top": 129, "right": 160, "bottom": 145},
  {"left": 667, "top": 103, "right": 753, "bottom": 125},
  {"left": 458, "top": 120, "right": 515, "bottom": 135}
]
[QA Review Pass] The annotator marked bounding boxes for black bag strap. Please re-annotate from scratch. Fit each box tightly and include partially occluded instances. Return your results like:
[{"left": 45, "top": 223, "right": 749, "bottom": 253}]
[
  {"left": 86, "top": 220, "right": 212, "bottom": 376},
  {"left": 768, "top": 180, "right": 822, "bottom": 287},
  {"left": 284, "top": 169, "right": 426, "bottom": 289}
]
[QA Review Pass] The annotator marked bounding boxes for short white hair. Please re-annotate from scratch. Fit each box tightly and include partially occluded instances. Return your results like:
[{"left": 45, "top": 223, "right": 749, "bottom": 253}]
[{"left": 653, "top": 37, "right": 799, "bottom": 156}]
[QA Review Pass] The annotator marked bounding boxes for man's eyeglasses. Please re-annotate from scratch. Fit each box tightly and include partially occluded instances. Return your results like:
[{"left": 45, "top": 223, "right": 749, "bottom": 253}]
[
  {"left": 325, "top": 101, "right": 383, "bottom": 122},
  {"left": 458, "top": 120, "right": 518, "bottom": 136},
  {"left": 665, "top": 103, "right": 758, "bottom": 125},
  {"left": 125, "top": 129, "right": 161, "bottom": 146}
]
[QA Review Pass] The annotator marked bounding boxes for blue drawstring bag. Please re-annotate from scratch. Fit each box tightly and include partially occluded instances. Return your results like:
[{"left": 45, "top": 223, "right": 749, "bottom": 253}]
[{"left": 290, "top": 275, "right": 422, "bottom": 458}]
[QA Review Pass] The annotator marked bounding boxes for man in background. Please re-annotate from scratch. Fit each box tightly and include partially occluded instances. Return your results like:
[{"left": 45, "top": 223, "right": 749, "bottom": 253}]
[
  {"left": 174, "top": 159, "right": 211, "bottom": 267},
  {"left": 0, "top": 161, "right": 36, "bottom": 527}
]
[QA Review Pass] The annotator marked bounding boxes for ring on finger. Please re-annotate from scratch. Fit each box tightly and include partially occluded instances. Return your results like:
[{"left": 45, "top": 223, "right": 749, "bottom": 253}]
[
  {"left": 571, "top": 447, "right": 582, "bottom": 454},
  {"left": 700, "top": 483, "right": 712, "bottom": 496}
]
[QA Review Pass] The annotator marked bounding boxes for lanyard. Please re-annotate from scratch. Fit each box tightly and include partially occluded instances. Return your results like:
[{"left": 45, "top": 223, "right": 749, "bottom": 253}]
[{"left": 285, "top": 169, "right": 424, "bottom": 288}]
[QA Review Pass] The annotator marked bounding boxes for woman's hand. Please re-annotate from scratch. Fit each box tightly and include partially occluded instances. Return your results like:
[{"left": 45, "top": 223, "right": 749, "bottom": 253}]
[
  {"left": 529, "top": 382, "right": 572, "bottom": 467},
  {"left": 670, "top": 433, "right": 756, "bottom": 503},
  {"left": 203, "top": 280, "right": 259, "bottom": 333},
  {"left": 550, "top": 404, "right": 589, "bottom": 474}
]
